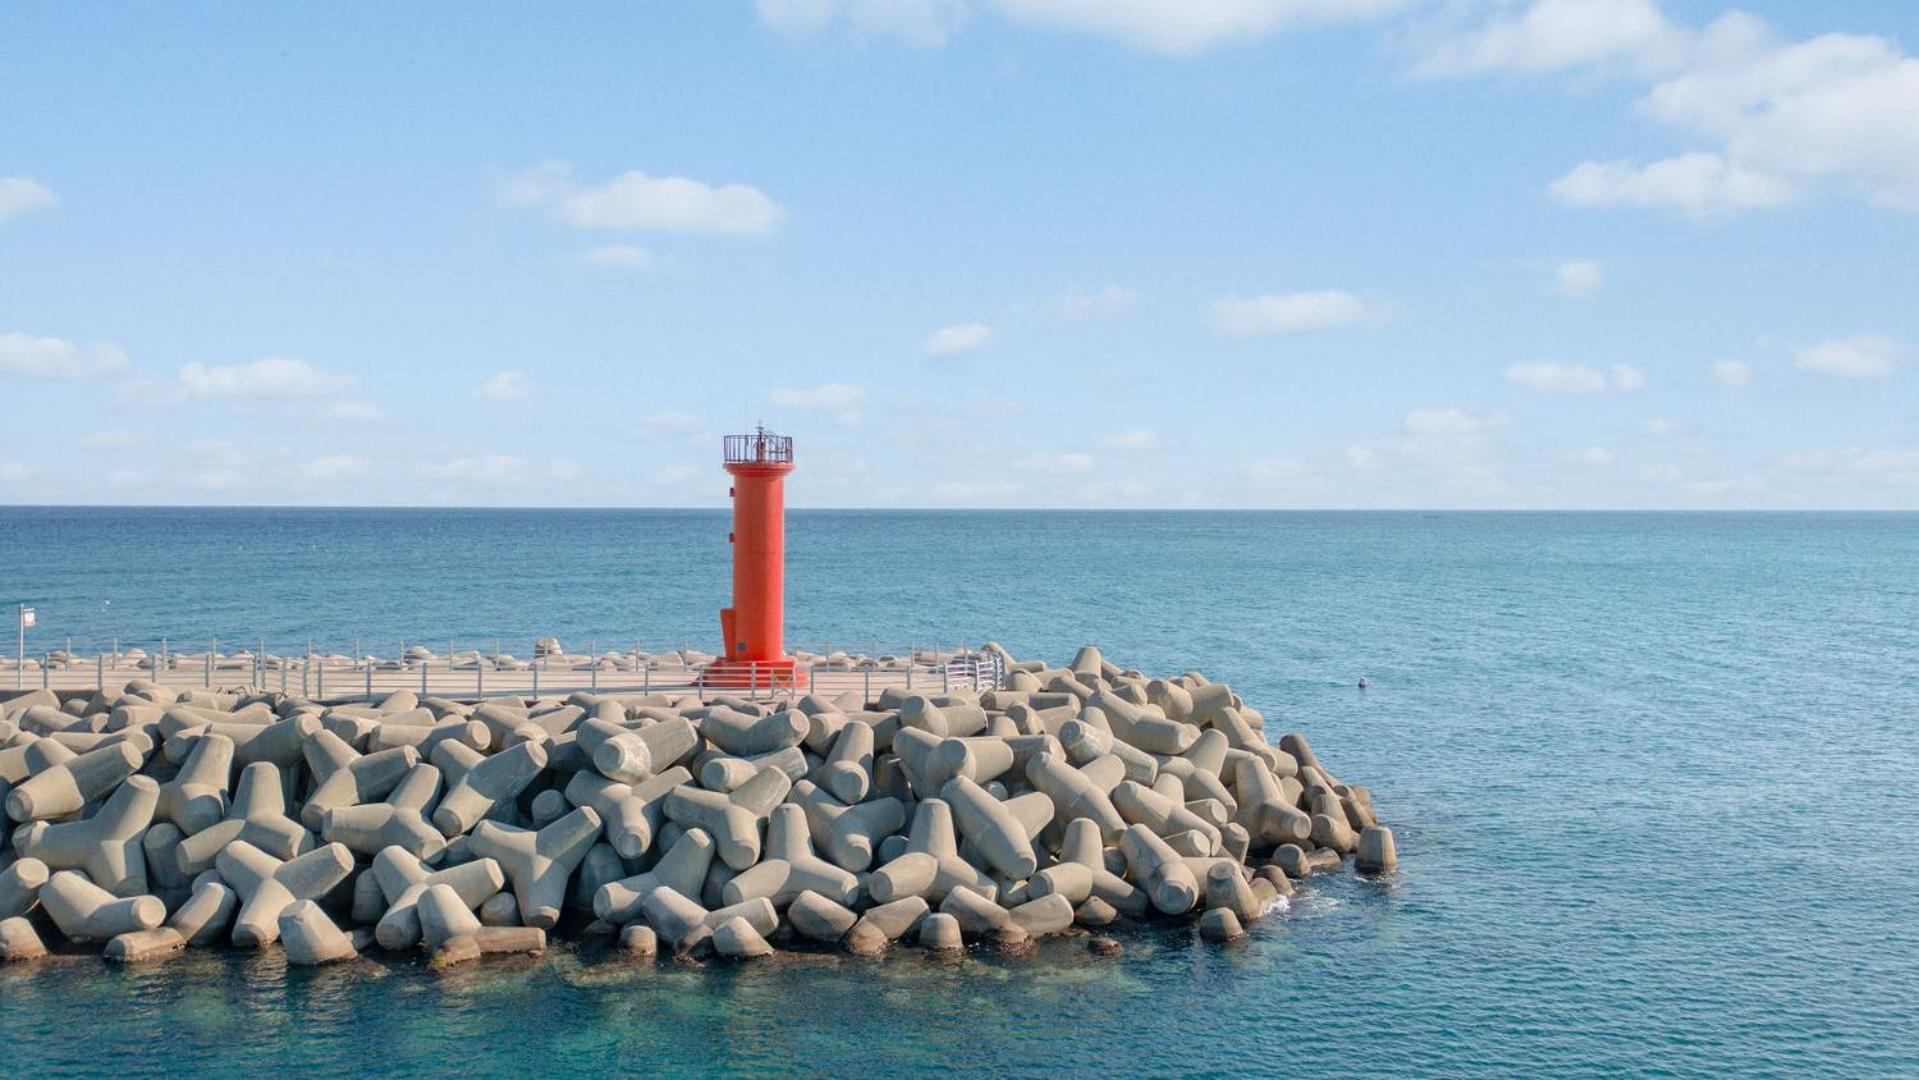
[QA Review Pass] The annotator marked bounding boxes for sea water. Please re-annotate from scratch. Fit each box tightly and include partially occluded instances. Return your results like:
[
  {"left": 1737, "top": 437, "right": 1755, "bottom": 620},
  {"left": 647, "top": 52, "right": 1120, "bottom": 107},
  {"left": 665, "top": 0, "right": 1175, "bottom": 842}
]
[{"left": 1, "top": 508, "right": 1914, "bottom": 1077}]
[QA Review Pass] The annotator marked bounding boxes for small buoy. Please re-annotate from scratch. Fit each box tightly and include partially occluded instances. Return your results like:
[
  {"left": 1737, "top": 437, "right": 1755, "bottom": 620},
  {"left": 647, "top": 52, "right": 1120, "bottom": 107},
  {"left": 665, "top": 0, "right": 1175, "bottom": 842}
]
[{"left": 1357, "top": 676, "right": 1370, "bottom": 690}]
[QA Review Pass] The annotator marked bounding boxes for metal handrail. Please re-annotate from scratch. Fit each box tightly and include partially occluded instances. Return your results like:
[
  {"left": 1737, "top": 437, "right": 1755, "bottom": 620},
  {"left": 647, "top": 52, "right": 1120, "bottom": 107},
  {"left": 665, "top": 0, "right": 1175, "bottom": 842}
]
[{"left": 723, "top": 427, "right": 793, "bottom": 465}]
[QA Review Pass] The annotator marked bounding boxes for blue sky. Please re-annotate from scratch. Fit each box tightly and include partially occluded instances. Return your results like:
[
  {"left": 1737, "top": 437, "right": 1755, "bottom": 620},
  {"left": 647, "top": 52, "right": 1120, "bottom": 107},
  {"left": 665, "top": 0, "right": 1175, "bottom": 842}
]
[{"left": 1, "top": 0, "right": 1915, "bottom": 508}]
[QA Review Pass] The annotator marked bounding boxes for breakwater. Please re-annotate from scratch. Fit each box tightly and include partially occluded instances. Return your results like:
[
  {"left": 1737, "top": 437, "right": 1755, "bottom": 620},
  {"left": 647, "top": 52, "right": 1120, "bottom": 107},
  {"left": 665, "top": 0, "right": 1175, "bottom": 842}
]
[{"left": 0, "top": 643, "right": 1391, "bottom": 966}]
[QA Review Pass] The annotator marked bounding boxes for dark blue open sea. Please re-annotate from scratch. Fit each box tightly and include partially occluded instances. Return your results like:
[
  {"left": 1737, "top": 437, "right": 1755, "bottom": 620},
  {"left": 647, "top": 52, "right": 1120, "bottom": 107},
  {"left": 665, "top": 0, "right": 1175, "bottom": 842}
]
[{"left": 2, "top": 508, "right": 1915, "bottom": 1077}]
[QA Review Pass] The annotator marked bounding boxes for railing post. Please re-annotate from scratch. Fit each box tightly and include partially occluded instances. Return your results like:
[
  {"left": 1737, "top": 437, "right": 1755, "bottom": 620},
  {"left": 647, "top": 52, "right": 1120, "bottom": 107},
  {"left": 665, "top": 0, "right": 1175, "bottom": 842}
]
[
  {"left": 97, "top": 652, "right": 103, "bottom": 691},
  {"left": 317, "top": 655, "right": 325, "bottom": 701},
  {"left": 942, "top": 661, "right": 950, "bottom": 695},
  {"left": 421, "top": 655, "right": 429, "bottom": 695},
  {"left": 42, "top": 653, "right": 49, "bottom": 689},
  {"left": 532, "top": 653, "right": 540, "bottom": 698},
  {"left": 863, "top": 667, "right": 871, "bottom": 707},
  {"left": 590, "top": 640, "right": 597, "bottom": 691},
  {"left": 643, "top": 659, "right": 650, "bottom": 696},
  {"left": 477, "top": 658, "right": 484, "bottom": 699},
  {"left": 204, "top": 650, "right": 211, "bottom": 688},
  {"left": 364, "top": 662, "right": 372, "bottom": 703}
]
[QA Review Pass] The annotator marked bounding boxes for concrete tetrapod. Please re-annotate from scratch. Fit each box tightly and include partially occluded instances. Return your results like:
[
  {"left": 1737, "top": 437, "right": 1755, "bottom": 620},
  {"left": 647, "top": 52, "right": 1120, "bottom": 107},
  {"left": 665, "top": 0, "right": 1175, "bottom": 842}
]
[
  {"left": 13, "top": 774, "right": 158, "bottom": 896},
  {"left": 868, "top": 797, "right": 996, "bottom": 905},
  {"left": 175, "top": 762, "right": 315, "bottom": 877},
  {"left": 218, "top": 840, "right": 356, "bottom": 948},
  {"left": 38, "top": 870, "right": 165, "bottom": 942},
  {"left": 155, "top": 732, "right": 233, "bottom": 834},
  {"left": 721, "top": 804, "right": 860, "bottom": 908},
  {"left": 431, "top": 740, "right": 546, "bottom": 838},
  {"left": 1, "top": 916, "right": 48, "bottom": 961},
  {"left": 416, "top": 882, "right": 483, "bottom": 952},
  {"left": 786, "top": 889, "right": 858, "bottom": 944},
  {"left": 940, "top": 776, "right": 1037, "bottom": 880},
  {"left": 787, "top": 780, "right": 907, "bottom": 873},
  {"left": 1231, "top": 758, "right": 1311, "bottom": 847},
  {"left": 565, "top": 766, "right": 691, "bottom": 859},
  {"left": 323, "top": 763, "right": 446, "bottom": 861},
  {"left": 1089, "top": 691, "right": 1196, "bottom": 755},
  {"left": 6, "top": 741, "right": 143, "bottom": 822},
  {"left": 280, "top": 900, "right": 358, "bottom": 965},
  {"left": 592, "top": 718, "right": 699, "bottom": 785},
  {"left": 1026, "top": 751, "right": 1127, "bottom": 842},
  {"left": 370, "top": 846, "right": 507, "bottom": 950},
  {"left": 845, "top": 896, "right": 928, "bottom": 956},
  {"left": 639, "top": 885, "right": 714, "bottom": 955},
  {"left": 1356, "top": 825, "right": 1398, "bottom": 874},
  {"left": 1057, "top": 817, "right": 1150, "bottom": 916},
  {"left": 594, "top": 827, "right": 715, "bottom": 925},
  {"left": 1112, "top": 780, "right": 1222, "bottom": 854},
  {"left": 918, "top": 911, "right": 963, "bottom": 953},
  {"left": 818, "top": 721, "right": 873, "bottom": 804},
  {"left": 1120, "top": 824, "right": 1200, "bottom": 916},
  {"left": 713, "top": 915, "right": 774, "bottom": 958},
  {"left": 698, "top": 709, "right": 807, "bottom": 757},
  {"left": 0, "top": 857, "right": 51, "bottom": 918},
  {"left": 300, "top": 731, "right": 418, "bottom": 831},
  {"left": 467, "top": 805, "right": 602, "bottom": 930},
  {"left": 663, "top": 767, "right": 789, "bottom": 870}
]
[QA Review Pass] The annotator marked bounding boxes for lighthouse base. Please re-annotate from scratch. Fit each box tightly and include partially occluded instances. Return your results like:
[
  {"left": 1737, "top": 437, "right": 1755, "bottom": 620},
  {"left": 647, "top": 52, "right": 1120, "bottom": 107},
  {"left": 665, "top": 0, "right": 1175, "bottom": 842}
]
[{"left": 698, "top": 656, "right": 808, "bottom": 692}]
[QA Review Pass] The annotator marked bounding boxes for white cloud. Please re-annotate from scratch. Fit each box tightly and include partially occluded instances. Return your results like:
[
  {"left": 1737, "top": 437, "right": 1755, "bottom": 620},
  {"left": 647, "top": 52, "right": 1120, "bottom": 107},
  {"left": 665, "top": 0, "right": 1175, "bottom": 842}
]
[
  {"left": 474, "top": 371, "right": 534, "bottom": 402},
  {"left": 1505, "top": 361, "right": 1644, "bottom": 393},
  {"left": 581, "top": 244, "right": 654, "bottom": 270},
  {"left": 1101, "top": 429, "right": 1159, "bottom": 451},
  {"left": 1403, "top": 407, "right": 1506, "bottom": 436},
  {"left": 186, "top": 468, "right": 245, "bottom": 491},
  {"left": 652, "top": 463, "right": 701, "bottom": 487},
  {"left": 1646, "top": 416, "right": 1677, "bottom": 436},
  {"left": 1637, "top": 20, "right": 1919, "bottom": 212},
  {"left": 924, "top": 322, "right": 993, "bottom": 356},
  {"left": 82, "top": 431, "right": 141, "bottom": 448},
  {"left": 0, "top": 333, "right": 130, "bottom": 378},
  {"left": 757, "top": 0, "right": 968, "bottom": 45},
  {"left": 1712, "top": 359, "right": 1753, "bottom": 387},
  {"left": 0, "top": 461, "right": 32, "bottom": 483},
  {"left": 1580, "top": 446, "right": 1615, "bottom": 465},
  {"left": 326, "top": 400, "right": 390, "bottom": 423},
  {"left": 297, "top": 454, "right": 368, "bottom": 482},
  {"left": 991, "top": 0, "right": 1407, "bottom": 56},
  {"left": 1056, "top": 285, "right": 1140, "bottom": 320},
  {"left": 0, "top": 178, "right": 58, "bottom": 223},
  {"left": 1018, "top": 451, "right": 1097, "bottom": 474},
  {"left": 770, "top": 382, "right": 865, "bottom": 423},
  {"left": 637, "top": 412, "right": 703, "bottom": 439},
  {"left": 504, "top": 162, "right": 784, "bottom": 236},
  {"left": 1495, "top": 7, "right": 1919, "bottom": 215},
  {"left": 420, "top": 454, "right": 529, "bottom": 484},
  {"left": 1548, "top": 151, "right": 1796, "bottom": 214},
  {"left": 1794, "top": 335, "right": 1900, "bottom": 380},
  {"left": 1416, "top": 0, "right": 1687, "bottom": 78},
  {"left": 1550, "top": 258, "right": 1603, "bottom": 298},
  {"left": 1208, "top": 290, "right": 1367, "bottom": 337},
  {"left": 1781, "top": 447, "right": 1919, "bottom": 484},
  {"left": 178, "top": 358, "right": 356, "bottom": 399}
]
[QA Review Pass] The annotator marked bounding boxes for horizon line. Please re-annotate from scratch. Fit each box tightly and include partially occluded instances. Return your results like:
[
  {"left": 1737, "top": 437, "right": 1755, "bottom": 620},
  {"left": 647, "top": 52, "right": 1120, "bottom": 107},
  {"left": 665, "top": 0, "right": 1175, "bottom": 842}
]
[{"left": 2, "top": 503, "right": 1916, "bottom": 514}]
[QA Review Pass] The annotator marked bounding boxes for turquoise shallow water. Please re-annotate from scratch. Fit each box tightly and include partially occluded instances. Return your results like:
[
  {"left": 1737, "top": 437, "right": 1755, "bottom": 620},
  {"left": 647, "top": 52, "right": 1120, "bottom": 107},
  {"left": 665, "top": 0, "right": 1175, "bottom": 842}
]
[{"left": 2, "top": 508, "right": 1916, "bottom": 1077}]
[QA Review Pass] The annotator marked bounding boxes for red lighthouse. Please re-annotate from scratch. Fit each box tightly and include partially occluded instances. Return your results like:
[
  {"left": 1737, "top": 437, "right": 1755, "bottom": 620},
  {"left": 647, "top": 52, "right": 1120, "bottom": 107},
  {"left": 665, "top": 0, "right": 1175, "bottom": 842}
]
[{"left": 706, "top": 426, "right": 803, "bottom": 689}]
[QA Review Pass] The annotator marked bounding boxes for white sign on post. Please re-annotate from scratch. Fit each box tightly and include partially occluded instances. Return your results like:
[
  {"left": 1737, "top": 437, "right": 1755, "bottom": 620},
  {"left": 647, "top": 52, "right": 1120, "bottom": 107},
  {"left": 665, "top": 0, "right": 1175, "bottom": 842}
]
[{"left": 20, "top": 608, "right": 34, "bottom": 628}]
